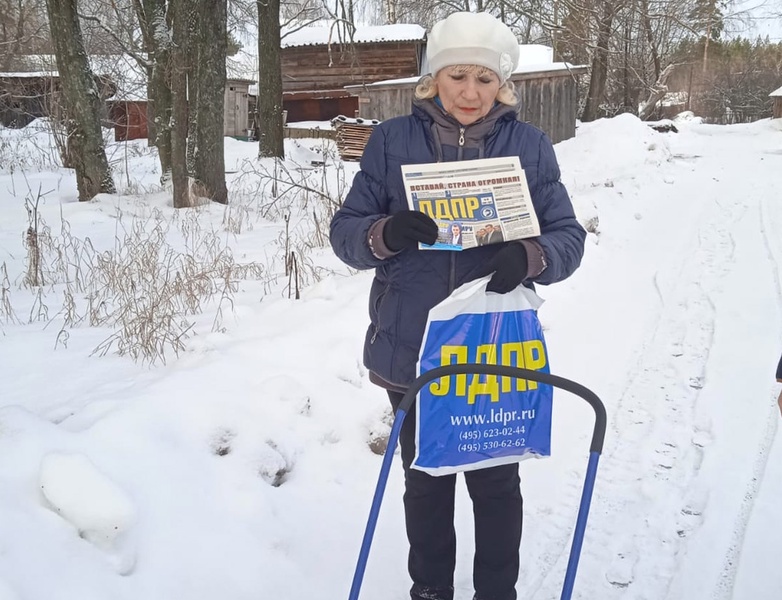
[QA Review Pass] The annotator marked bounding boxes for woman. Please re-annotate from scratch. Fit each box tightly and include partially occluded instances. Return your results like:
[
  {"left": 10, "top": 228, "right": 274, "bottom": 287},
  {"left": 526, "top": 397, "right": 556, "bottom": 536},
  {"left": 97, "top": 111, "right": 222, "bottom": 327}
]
[{"left": 330, "top": 12, "right": 586, "bottom": 600}]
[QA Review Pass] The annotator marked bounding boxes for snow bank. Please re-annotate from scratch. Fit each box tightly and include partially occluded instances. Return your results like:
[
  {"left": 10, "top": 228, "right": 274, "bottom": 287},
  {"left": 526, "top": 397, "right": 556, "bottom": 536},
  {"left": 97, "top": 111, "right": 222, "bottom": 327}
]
[{"left": 39, "top": 453, "right": 137, "bottom": 574}]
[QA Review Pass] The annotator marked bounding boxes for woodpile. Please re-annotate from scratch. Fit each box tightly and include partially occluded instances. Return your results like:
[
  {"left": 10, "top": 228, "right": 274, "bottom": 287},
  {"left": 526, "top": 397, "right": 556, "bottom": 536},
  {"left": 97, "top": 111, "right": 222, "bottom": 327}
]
[{"left": 332, "top": 115, "right": 381, "bottom": 161}]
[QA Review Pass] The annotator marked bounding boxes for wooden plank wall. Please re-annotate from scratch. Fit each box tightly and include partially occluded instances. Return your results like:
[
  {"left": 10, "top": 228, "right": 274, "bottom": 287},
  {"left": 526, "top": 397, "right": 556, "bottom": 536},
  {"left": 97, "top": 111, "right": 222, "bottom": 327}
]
[
  {"left": 110, "top": 101, "right": 148, "bottom": 141},
  {"left": 517, "top": 75, "right": 579, "bottom": 144},
  {"left": 356, "top": 72, "right": 584, "bottom": 144},
  {"left": 0, "top": 77, "right": 54, "bottom": 126},
  {"left": 284, "top": 96, "right": 358, "bottom": 121},
  {"left": 282, "top": 42, "right": 422, "bottom": 92},
  {"left": 774, "top": 98, "right": 782, "bottom": 119},
  {"left": 355, "top": 85, "right": 415, "bottom": 122},
  {"left": 283, "top": 126, "right": 337, "bottom": 141}
]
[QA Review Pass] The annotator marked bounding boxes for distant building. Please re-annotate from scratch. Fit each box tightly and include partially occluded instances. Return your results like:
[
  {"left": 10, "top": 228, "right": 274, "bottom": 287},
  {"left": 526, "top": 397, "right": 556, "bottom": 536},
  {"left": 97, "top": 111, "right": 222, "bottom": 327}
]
[
  {"left": 1, "top": 54, "right": 256, "bottom": 141},
  {"left": 278, "top": 23, "right": 426, "bottom": 122},
  {"left": 771, "top": 85, "right": 782, "bottom": 119},
  {"left": 0, "top": 72, "right": 60, "bottom": 127}
]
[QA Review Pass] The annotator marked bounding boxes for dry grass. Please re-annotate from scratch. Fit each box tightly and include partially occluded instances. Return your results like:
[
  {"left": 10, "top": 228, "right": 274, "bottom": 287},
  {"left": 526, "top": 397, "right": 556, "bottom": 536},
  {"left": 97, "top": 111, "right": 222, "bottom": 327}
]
[{"left": 4, "top": 138, "right": 348, "bottom": 364}]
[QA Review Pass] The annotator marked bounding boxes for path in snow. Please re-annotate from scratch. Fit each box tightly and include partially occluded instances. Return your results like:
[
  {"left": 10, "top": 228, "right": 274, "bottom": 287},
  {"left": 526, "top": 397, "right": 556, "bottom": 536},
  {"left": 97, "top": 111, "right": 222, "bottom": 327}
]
[{"left": 510, "top": 122, "right": 782, "bottom": 600}]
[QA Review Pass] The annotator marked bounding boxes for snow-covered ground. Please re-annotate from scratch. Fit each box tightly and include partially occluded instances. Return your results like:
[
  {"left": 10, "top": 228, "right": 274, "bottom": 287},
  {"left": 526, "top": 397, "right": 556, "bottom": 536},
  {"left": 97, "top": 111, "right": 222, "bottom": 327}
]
[{"left": 0, "top": 113, "right": 780, "bottom": 600}]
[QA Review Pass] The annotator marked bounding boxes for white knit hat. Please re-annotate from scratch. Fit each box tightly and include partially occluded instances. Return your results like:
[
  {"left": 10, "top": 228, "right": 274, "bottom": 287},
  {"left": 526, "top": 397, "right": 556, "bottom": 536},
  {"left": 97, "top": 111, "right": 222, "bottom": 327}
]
[{"left": 426, "top": 12, "right": 520, "bottom": 83}]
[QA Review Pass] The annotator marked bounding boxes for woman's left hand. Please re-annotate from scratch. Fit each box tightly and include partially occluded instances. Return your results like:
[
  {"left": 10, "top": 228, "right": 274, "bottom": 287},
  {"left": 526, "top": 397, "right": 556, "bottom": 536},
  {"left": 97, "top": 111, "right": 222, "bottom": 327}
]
[{"left": 486, "top": 243, "right": 528, "bottom": 293}]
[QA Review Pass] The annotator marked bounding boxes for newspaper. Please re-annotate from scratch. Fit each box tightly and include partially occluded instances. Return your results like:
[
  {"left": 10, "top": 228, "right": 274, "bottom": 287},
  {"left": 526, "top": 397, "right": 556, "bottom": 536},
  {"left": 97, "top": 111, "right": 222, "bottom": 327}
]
[{"left": 401, "top": 156, "right": 540, "bottom": 251}]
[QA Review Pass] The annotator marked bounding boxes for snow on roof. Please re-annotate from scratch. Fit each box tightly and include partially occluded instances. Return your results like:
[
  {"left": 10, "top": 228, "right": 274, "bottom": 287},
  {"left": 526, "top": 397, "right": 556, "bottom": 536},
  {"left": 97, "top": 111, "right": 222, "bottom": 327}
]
[
  {"left": 2, "top": 54, "right": 147, "bottom": 101},
  {"left": 90, "top": 54, "right": 147, "bottom": 102},
  {"left": 419, "top": 44, "right": 562, "bottom": 77},
  {"left": 4, "top": 53, "right": 257, "bottom": 101},
  {"left": 0, "top": 71, "right": 57, "bottom": 78},
  {"left": 514, "top": 61, "right": 584, "bottom": 75},
  {"left": 517, "top": 45, "right": 554, "bottom": 67},
  {"left": 661, "top": 91, "right": 689, "bottom": 107},
  {"left": 352, "top": 61, "right": 584, "bottom": 89},
  {"left": 770, "top": 86, "right": 782, "bottom": 97},
  {"left": 227, "top": 49, "right": 258, "bottom": 84},
  {"left": 281, "top": 23, "right": 426, "bottom": 48}
]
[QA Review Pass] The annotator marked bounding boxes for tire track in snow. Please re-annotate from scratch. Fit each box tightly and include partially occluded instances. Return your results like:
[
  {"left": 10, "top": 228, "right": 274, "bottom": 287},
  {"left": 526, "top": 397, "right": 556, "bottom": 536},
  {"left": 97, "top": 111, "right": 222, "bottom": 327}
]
[
  {"left": 710, "top": 408, "right": 778, "bottom": 600},
  {"left": 555, "top": 171, "right": 748, "bottom": 600},
  {"left": 522, "top": 183, "right": 716, "bottom": 600},
  {"left": 706, "top": 178, "right": 782, "bottom": 600}
]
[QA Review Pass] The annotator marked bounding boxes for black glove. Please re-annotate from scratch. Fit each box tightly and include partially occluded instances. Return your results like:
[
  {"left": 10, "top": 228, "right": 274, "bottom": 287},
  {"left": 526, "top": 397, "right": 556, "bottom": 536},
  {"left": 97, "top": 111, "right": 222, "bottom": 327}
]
[
  {"left": 383, "top": 210, "right": 439, "bottom": 252},
  {"left": 486, "top": 243, "right": 528, "bottom": 294}
]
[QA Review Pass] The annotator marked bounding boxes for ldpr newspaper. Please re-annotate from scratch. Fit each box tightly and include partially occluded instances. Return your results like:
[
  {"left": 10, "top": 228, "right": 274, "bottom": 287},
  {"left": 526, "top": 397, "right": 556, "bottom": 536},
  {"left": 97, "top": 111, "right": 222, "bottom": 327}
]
[{"left": 401, "top": 156, "right": 541, "bottom": 251}]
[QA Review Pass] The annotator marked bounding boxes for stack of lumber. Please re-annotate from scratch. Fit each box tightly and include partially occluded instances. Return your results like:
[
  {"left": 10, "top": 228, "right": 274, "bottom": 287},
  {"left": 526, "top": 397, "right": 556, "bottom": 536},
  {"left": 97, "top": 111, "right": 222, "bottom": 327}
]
[{"left": 332, "top": 115, "right": 381, "bottom": 161}]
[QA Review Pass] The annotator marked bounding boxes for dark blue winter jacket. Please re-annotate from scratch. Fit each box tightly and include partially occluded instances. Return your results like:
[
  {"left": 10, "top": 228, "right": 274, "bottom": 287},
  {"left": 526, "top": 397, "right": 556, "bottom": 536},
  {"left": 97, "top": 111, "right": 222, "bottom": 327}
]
[{"left": 330, "top": 99, "right": 586, "bottom": 389}]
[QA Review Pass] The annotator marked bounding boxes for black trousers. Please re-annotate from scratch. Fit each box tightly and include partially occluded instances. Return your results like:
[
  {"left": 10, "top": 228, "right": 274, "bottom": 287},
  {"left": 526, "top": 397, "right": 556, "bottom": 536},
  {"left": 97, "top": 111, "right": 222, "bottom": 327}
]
[{"left": 388, "top": 391, "right": 523, "bottom": 600}]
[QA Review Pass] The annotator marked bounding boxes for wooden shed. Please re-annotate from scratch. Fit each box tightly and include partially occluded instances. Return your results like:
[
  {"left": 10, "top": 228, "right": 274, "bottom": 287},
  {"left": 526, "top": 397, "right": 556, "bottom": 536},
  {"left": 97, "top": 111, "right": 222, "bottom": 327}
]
[
  {"left": 280, "top": 23, "right": 426, "bottom": 122},
  {"left": 346, "top": 63, "right": 588, "bottom": 144},
  {"left": 108, "top": 100, "right": 148, "bottom": 141},
  {"left": 224, "top": 78, "right": 253, "bottom": 139},
  {"left": 0, "top": 72, "right": 59, "bottom": 127},
  {"left": 110, "top": 78, "right": 255, "bottom": 143},
  {"left": 772, "top": 85, "right": 782, "bottom": 119}
]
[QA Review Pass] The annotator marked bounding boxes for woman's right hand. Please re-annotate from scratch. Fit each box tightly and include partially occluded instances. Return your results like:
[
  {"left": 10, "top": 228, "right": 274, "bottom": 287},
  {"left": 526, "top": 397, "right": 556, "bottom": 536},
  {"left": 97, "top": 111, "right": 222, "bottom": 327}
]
[{"left": 383, "top": 210, "right": 439, "bottom": 252}]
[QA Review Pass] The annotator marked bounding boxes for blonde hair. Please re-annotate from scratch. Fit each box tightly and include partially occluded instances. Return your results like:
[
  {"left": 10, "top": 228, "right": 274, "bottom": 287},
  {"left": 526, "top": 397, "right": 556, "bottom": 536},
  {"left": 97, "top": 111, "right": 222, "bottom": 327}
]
[{"left": 414, "top": 65, "right": 518, "bottom": 106}]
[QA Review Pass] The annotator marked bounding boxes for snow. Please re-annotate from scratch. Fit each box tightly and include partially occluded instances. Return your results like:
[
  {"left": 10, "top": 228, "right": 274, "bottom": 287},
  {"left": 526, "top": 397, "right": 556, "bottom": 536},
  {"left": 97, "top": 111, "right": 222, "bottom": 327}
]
[
  {"left": 39, "top": 453, "right": 137, "bottom": 574},
  {"left": 358, "top": 59, "right": 582, "bottom": 88},
  {"left": 517, "top": 45, "right": 554, "bottom": 66},
  {"left": 2, "top": 54, "right": 148, "bottom": 102},
  {"left": 281, "top": 23, "right": 427, "bottom": 48},
  {"left": 770, "top": 86, "right": 782, "bottom": 97},
  {"left": 1, "top": 112, "right": 782, "bottom": 600},
  {"left": 0, "top": 71, "right": 58, "bottom": 78}
]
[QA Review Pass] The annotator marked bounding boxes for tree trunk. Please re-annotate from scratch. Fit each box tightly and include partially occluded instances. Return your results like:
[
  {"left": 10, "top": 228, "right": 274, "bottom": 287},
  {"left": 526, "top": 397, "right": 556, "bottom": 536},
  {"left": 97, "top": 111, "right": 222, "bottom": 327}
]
[
  {"left": 185, "top": 4, "right": 198, "bottom": 174},
  {"left": 44, "top": 0, "right": 115, "bottom": 201},
  {"left": 170, "top": 0, "right": 190, "bottom": 208},
  {"left": 150, "top": 49, "right": 173, "bottom": 180},
  {"left": 385, "top": 0, "right": 396, "bottom": 24},
  {"left": 193, "top": 0, "right": 227, "bottom": 203},
  {"left": 139, "top": 0, "right": 173, "bottom": 181},
  {"left": 702, "top": 0, "right": 717, "bottom": 73},
  {"left": 638, "top": 64, "right": 675, "bottom": 121},
  {"left": 257, "top": 0, "right": 284, "bottom": 159},
  {"left": 640, "top": 0, "right": 660, "bottom": 81},
  {"left": 582, "top": 0, "right": 616, "bottom": 122}
]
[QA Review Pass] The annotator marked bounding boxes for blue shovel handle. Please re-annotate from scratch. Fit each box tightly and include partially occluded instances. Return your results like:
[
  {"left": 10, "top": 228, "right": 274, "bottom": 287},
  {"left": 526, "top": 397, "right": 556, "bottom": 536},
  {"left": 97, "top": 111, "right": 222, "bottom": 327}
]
[{"left": 348, "top": 364, "right": 607, "bottom": 600}]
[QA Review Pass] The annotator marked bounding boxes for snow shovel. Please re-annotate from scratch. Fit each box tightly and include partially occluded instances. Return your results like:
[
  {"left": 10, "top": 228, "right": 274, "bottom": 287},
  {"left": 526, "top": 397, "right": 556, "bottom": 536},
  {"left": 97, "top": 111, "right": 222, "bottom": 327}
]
[{"left": 348, "top": 363, "right": 607, "bottom": 600}]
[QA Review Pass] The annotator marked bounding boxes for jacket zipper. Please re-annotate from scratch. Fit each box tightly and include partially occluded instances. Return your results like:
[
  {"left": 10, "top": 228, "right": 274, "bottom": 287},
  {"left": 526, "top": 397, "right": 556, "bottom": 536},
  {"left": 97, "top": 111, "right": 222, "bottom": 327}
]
[{"left": 450, "top": 126, "right": 466, "bottom": 289}]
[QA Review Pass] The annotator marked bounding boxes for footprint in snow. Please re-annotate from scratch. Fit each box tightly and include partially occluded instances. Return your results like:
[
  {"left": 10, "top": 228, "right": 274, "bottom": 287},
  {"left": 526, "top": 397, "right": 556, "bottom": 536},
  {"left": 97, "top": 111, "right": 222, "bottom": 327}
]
[{"left": 605, "top": 548, "right": 637, "bottom": 588}]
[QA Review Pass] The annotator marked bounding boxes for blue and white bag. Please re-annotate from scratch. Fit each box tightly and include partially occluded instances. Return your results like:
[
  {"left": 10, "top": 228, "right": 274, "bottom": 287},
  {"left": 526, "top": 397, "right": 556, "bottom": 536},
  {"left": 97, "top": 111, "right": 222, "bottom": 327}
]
[{"left": 413, "top": 276, "right": 553, "bottom": 475}]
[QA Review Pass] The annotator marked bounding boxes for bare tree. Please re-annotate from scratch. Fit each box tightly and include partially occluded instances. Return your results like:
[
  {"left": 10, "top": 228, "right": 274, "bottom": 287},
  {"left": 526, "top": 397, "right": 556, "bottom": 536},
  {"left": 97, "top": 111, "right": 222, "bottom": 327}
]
[
  {"left": 192, "top": 0, "right": 228, "bottom": 204},
  {"left": 1, "top": 0, "right": 51, "bottom": 64},
  {"left": 169, "top": 0, "right": 190, "bottom": 207},
  {"left": 135, "top": 0, "right": 174, "bottom": 179},
  {"left": 44, "top": 0, "right": 115, "bottom": 201},
  {"left": 582, "top": 0, "right": 619, "bottom": 121},
  {"left": 257, "top": 0, "right": 284, "bottom": 158}
]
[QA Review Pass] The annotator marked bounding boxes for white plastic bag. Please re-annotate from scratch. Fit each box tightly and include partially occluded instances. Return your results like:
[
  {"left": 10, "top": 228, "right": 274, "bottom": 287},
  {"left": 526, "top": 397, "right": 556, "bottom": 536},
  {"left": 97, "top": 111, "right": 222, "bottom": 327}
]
[{"left": 413, "top": 276, "right": 553, "bottom": 475}]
